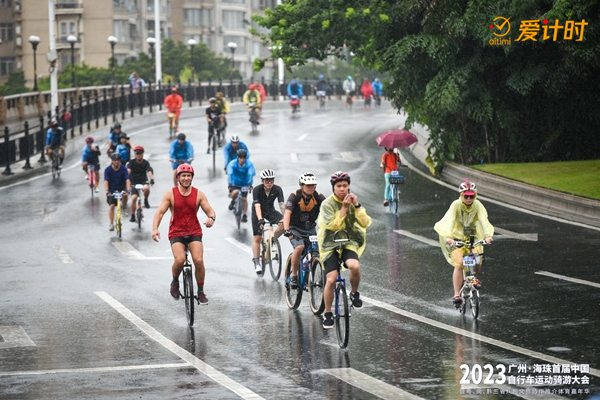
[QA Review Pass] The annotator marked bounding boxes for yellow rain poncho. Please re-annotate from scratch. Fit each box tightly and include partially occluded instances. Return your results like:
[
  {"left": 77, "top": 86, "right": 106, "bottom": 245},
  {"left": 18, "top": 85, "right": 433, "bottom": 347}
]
[
  {"left": 434, "top": 193, "right": 494, "bottom": 266},
  {"left": 317, "top": 194, "right": 372, "bottom": 263}
]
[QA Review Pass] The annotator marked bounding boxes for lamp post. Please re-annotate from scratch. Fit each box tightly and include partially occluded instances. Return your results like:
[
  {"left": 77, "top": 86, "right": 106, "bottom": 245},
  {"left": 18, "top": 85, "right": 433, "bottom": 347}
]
[
  {"left": 147, "top": 37, "right": 156, "bottom": 83},
  {"left": 67, "top": 35, "right": 77, "bottom": 87},
  {"left": 187, "top": 39, "right": 197, "bottom": 83},
  {"left": 107, "top": 35, "right": 118, "bottom": 85},
  {"left": 227, "top": 42, "right": 237, "bottom": 70},
  {"left": 28, "top": 35, "right": 40, "bottom": 91}
]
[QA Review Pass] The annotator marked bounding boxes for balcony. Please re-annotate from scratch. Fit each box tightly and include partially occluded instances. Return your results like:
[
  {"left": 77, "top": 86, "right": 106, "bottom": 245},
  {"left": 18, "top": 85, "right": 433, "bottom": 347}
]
[{"left": 55, "top": 0, "right": 83, "bottom": 15}]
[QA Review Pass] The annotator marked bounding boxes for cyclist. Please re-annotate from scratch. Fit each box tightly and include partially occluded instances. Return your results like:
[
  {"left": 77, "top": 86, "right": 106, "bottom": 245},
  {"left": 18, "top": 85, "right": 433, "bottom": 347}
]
[
  {"left": 254, "top": 79, "right": 267, "bottom": 107},
  {"left": 152, "top": 164, "right": 216, "bottom": 305},
  {"left": 342, "top": 76, "right": 356, "bottom": 106},
  {"left": 243, "top": 84, "right": 262, "bottom": 121},
  {"left": 169, "top": 132, "right": 194, "bottom": 187},
  {"left": 372, "top": 78, "right": 383, "bottom": 104},
  {"left": 45, "top": 121, "right": 65, "bottom": 167},
  {"left": 380, "top": 147, "right": 400, "bottom": 206},
  {"left": 317, "top": 171, "right": 371, "bottom": 329},
  {"left": 282, "top": 172, "right": 326, "bottom": 289},
  {"left": 433, "top": 179, "right": 494, "bottom": 306},
  {"left": 106, "top": 123, "right": 123, "bottom": 157},
  {"left": 205, "top": 97, "right": 224, "bottom": 154},
  {"left": 223, "top": 135, "right": 250, "bottom": 173},
  {"left": 314, "top": 75, "right": 331, "bottom": 102},
  {"left": 215, "top": 92, "right": 230, "bottom": 130},
  {"left": 287, "top": 78, "right": 303, "bottom": 111},
  {"left": 127, "top": 146, "right": 155, "bottom": 221},
  {"left": 115, "top": 132, "right": 133, "bottom": 164},
  {"left": 226, "top": 149, "right": 255, "bottom": 223},
  {"left": 360, "top": 78, "right": 374, "bottom": 107},
  {"left": 104, "top": 153, "right": 131, "bottom": 231},
  {"left": 81, "top": 136, "right": 101, "bottom": 191},
  {"left": 164, "top": 87, "right": 183, "bottom": 132},
  {"left": 251, "top": 169, "right": 285, "bottom": 275}
]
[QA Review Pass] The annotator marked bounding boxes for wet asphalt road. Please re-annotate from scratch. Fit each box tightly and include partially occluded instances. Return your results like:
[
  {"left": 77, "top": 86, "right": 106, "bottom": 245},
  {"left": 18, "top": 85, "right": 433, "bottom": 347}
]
[{"left": 1, "top": 100, "right": 599, "bottom": 400}]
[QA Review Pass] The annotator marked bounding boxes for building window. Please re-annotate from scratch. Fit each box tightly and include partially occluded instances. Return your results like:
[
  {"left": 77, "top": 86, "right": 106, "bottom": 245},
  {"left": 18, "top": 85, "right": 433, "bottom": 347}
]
[
  {"left": 0, "top": 57, "right": 15, "bottom": 76},
  {"left": 183, "top": 9, "right": 212, "bottom": 27},
  {"left": 113, "top": 20, "right": 129, "bottom": 43},
  {"left": 0, "top": 0, "right": 13, "bottom": 8},
  {"left": 222, "top": 10, "right": 245, "bottom": 30},
  {"left": 0, "top": 23, "right": 13, "bottom": 42},
  {"left": 223, "top": 0, "right": 244, "bottom": 3}
]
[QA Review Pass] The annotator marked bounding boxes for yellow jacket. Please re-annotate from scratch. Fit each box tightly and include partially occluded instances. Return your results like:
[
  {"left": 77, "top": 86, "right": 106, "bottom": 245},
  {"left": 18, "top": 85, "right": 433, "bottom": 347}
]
[{"left": 243, "top": 90, "right": 261, "bottom": 105}]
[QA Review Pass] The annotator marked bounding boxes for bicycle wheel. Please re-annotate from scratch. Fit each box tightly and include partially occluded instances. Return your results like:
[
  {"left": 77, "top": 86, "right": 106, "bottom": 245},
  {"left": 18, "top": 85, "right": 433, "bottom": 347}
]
[
  {"left": 459, "top": 288, "right": 467, "bottom": 315},
  {"left": 89, "top": 171, "right": 95, "bottom": 197},
  {"left": 284, "top": 254, "right": 302, "bottom": 309},
  {"left": 269, "top": 238, "right": 282, "bottom": 281},
  {"left": 308, "top": 258, "right": 325, "bottom": 315},
  {"left": 212, "top": 135, "right": 217, "bottom": 171},
  {"left": 335, "top": 283, "right": 350, "bottom": 349},
  {"left": 136, "top": 206, "right": 142, "bottom": 230},
  {"left": 470, "top": 290, "right": 480, "bottom": 319},
  {"left": 116, "top": 218, "right": 122, "bottom": 238},
  {"left": 259, "top": 239, "right": 267, "bottom": 276},
  {"left": 183, "top": 268, "right": 195, "bottom": 326},
  {"left": 393, "top": 188, "right": 399, "bottom": 214}
]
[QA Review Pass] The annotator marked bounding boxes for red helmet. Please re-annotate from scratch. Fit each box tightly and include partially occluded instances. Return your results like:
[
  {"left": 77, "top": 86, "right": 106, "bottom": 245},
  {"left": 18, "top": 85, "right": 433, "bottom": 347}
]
[
  {"left": 134, "top": 145, "right": 144, "bottom": 153},
  {"left": 248, "top": 84, "right": 256, "bottom": 90},
  {"left": 171, "top": 87, "right": 178, "bottom": 92},
  {"left": 176, "top": 164, "right": 194, "bottom": 177},
  {"left": 330, "top": 171, "right": 351, "bottom": 185},
  {"left": 51, "top": 121, "right": 59, "bottom": 128},
  {"left": 85, "top": 137, "right": 94, "bottom": 144}
]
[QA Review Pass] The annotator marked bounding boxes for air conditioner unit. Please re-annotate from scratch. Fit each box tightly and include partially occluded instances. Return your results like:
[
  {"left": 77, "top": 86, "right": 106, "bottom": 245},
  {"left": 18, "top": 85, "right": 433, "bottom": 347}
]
[
  {"left": 16, "top": 37, "right": 22, "bottom": 46},
  {"left": 15, "top": 26, "right": 21, "bottom": 35},
  {"left": 17, "top": 61, "right": 22, "bottom": 69}
]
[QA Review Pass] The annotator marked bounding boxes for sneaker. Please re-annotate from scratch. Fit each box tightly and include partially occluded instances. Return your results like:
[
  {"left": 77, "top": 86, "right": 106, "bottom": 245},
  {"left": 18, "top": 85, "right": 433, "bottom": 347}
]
[
  {"left": 95, "top": 187, "right": 99, "bottom": 193},
  {"left": 197, "top": 292, "right": 208, "bottom": 305},
  {"left": 130, "top": 215, "right": 136, "bottom": 223},
  {"left": 452, "top": 295, "right": 462, "bottom": 305},
  {"left": 350, "top": 292, "right": 363, "bottom": 308},
  {"left": 206, "top": 148, "right": 210, "bottom": 154},
  {"left": 170, "top": 282, "right": 180, "bottom": 300},
  {"left": 472, "top": 278, "right": 481, "bottom": 290},
  {"left": 322, "top": 312, "right": 334, "bottom": 329},
  {"left": 144, "top": 199, "right": 150, "bottom": 209},
  {"left": 383, "top": 200, "right": 389, "bottom": 206},
  {"left": 255, "top": 263, "right": 263, "bottom": 275},
  {"left": 108, "top": 223, "right": 114, "bottom": 231},
  {"left": 290, "top": 275, "right": 298, "bottom": 289},
  {"left": 242, "top": 214, "right": 248, "bottom": 223},
  {"left": 85, "top": 175, "right": 89, "bottom": 180},
  {"left": 228, "top": 200, "right": 234, "bottom": 210}
]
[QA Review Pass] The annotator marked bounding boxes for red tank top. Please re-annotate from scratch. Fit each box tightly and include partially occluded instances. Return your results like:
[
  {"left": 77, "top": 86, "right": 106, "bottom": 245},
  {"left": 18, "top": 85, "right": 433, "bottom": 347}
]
[{"left": 168, "top": 187, "right": 203, "bottom": 240}]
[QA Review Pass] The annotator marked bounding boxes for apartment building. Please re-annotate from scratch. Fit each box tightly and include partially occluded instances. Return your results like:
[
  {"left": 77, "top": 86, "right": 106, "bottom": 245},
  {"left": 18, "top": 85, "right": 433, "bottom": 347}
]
[{"left": 0, "top": 0, "right": 276, "bottom": 87}]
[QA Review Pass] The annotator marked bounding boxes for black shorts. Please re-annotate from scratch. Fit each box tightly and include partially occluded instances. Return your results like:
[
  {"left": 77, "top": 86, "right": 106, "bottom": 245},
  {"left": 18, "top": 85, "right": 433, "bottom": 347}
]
[
  {"left": 170, "top": 235, "right": 203, "bottom": 246},
  {"left": 106, "top": 191, "right": 126, "bottom": 206},
  {"left": 231, "top": 186, "right": 250, "bottom": 198},
  {"left": 251, "top": 209, "right": 283, "bottom": 236},
  {"left": 323, "top": 249, "right": 358, "bottom": 276},
  {"left": 130, "top": 184, "right": 147, "bottom": 196}
]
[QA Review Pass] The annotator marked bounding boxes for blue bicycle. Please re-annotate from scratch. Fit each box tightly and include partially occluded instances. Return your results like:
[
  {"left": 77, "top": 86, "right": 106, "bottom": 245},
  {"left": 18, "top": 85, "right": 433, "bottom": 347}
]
[
  {"left": 331, "top": 230, "right": 351, "bottom": 348},
  {"left": 387, "top": 167, "right": 407, "bottom": 214},
  {"left": 284, "top": 234, "right": 325, "bottom": 314}
]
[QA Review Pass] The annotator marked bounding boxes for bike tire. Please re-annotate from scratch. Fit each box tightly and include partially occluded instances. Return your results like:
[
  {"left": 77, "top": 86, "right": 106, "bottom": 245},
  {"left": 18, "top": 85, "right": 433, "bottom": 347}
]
[
  {"left": 459, "top": 289, "right": 467, "bottom": 315},
  {"left": 269, "top": 238, "right": 282, "bottom": 281},
  {"left": 137, "top": 207, "right": 142, "bottom": 230},
  {"left": 393, "top": 195, "right": 399, "bottom": 214},
  {"left": 259, "top": 239, "right": 267, "bottom": 276},
  {"left": 335, "top": 283, "right": 350, "bottom": 349},
  {"left": 90, "top": 174, "right": 95, "bottom": 197},
  {"left": 183, "top": 268, "right": 195, "bottom": 326},
  {"left": 308, "top": 258, "right": 325, "bottom": 315},
  {"left": 116, "top": 219, "right": 122, "bottom": 238},
  {"left": 284, "top": 254, "right": 302, "bottom": 309},
  {"left": 212, "top": 135, "right": 217, "bottom": 171},
  {"left": 470, "top": 290, "right": 480, "bottom": 319}
]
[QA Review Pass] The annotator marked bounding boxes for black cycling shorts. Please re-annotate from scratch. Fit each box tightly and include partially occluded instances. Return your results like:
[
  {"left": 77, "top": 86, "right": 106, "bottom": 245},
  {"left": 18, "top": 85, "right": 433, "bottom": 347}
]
[
  {"left": 170, "top": 235, "right": 203, "bottom": 246},
  {"left": 251, "top": 210, "right": 283, "bottom": 236},
  {"left": 323, "top": 249, "right": 358, "bottom": 276}
]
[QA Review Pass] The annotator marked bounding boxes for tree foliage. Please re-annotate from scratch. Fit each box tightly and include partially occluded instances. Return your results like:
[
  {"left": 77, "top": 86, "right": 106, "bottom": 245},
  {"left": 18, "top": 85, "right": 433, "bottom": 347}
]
[
  {"left": 0, "top": 72, "right": 29, "bottom": 96},
  {"left": 253, "top": 0, "right": 600, "bottom": 168}
]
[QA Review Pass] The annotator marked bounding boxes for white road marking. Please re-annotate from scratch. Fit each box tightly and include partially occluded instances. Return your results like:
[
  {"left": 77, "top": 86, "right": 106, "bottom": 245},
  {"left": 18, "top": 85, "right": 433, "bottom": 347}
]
[
  {"left": 112, "top": 241, "right": 171, "bottom": 260},
  {"left": 394, "top": 228, "right": 537, "bottom": 245},
  {"left": 296, "top": 134, "right": 307, "bottom": 142},
  {"left": 394, "top": 229, "right": 439, "bottom": 247},
  {"left": 535, "top": 271, "right": 600, "bottom": 289},
  {"left": 361, "top": 295, "right": 600, "bottom": 378},
  {"left": 0, "top": 363, "right": 186, "bottom": 376},
  {"left": 320, "top": 121, "right": 332, "bottom": 127},
  {"left": 225, "top": 237, "right": 253, "bottom": 255},
  {"left": 96, "top": 292, "right": 264, "bottom": 400},
  {"left": 0, "top": 326, "right": 36, "bottom": 349},
  {"left": 494, "top": 227, "right": 538, "bottom": 241},
  {"left": 53, "top": 245, "right": 74, "bottom": 263},
  {"left": 321, "top": 368, "right": 425, "bottom": 400},
  {"left": 338, "top": 151, "right": 361, "bottom": 162},
  {"left": 290, "top": 152, "right": 299, "bottom": 163}
]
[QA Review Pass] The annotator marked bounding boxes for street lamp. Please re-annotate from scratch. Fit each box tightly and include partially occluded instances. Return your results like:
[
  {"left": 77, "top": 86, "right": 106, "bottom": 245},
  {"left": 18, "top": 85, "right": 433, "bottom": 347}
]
[
  {"left": 227, "top": 41, "right": 237, "bottom": 70},
  {"left": 107, "top": 35, "right": 118, "bottom": 85},
  {"left": 67, "top": 35, "right": 77, "bottom": 87},
  {"left": 28, "top": 35, "right": 40, "bottom": 91},
  {"left": 187, "top": 39, "right": 197, "bottom": 83},
  {"left": 146, "top": 37, "right": 156, "bottom": 59}
]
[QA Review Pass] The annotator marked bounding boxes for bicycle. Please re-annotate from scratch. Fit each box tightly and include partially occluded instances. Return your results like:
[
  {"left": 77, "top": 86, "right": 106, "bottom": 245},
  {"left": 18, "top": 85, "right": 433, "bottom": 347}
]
[
  {"left": 259, "top": 221, "right": 283, "bottom": 281},
  {"left": 316, "top": 90, "right": 327, "bottom": 109},
  {"left": 345, "top": 91, "right": 354, "bottom": 108},
  {"left": 167, "top": 112, "right": 177, "bottom": 139},
  {"left": 289, "top": 95, "right": 300, "bottom": 114},
  {"left": 208, "top": 121, "right": 220, "bottom": 170},
  {"left": 113, "top": 191, "right": 124, "bottom": 238},
  {"left": 178, "top": 243, "right": 195, "bottom": 326},
  {"left": 133, "top": 183, "right": 148, "bottom": 230},
  {"left": 88, "top": 164, "right": 97, "bottom": 197},
  {"left": 374, "top": 94, "right": 381, "bottom": 107},
  {"left": 50, "top": 149, "right": 61, "bottom": 180},
  {"left": 331, "top": 230, "right": 352, "bottom": 348},
  {"left": 248, "top": 103, "right": 258, "bottom": 133},
  {"left": 284, "top": 234, "right": 325, "bottom": 315},
  {"left": 453, "top": 235, "right": 488, "bottom": 319},
  {"left": 387, "top": 169, "right": 406, "bottom": 214},
  {"left": 232, "top": 186, "right": 249, "bottom": 229}
]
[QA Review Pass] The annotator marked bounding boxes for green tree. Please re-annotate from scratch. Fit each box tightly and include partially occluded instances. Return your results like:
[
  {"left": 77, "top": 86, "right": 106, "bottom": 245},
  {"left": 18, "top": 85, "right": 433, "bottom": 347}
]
[
  {"left": 0, "top": 71, "right": 29, "bottom": 95},
  {"left": 254, "top": 0, "right": 600, "bottom": 168}
]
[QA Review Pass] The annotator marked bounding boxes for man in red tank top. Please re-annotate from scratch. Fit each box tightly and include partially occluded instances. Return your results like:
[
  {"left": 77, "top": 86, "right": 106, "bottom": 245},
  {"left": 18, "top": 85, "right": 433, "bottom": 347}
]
[{"left": 152, "top": 164, "right": 216, "bottom": 304}]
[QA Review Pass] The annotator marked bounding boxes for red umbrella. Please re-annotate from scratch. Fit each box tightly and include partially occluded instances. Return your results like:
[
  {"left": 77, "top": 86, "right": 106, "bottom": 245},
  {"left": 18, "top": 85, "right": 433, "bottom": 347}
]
[{"left": 375, "top": 129, "right": 418, "bottom": 148}]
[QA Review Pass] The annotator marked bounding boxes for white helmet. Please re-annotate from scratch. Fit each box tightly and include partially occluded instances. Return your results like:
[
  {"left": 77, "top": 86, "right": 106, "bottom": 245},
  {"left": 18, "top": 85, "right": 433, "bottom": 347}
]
[
  {"left": 299, "top": 171, "right": 318, "bottom": 185},
  {"left": 458, "top": 179, "right": 477, "bottom": 193},
  {"left": 260, "top": 169, "right": 275, "bottom": 179},
  {"left": 230, "top": 135, "right": 240, "bottom": 143}
]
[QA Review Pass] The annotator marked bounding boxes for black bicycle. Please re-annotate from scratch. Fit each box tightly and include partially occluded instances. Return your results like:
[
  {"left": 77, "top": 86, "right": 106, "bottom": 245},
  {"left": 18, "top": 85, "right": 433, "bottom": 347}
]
[
  {"left": 50, "top": 149, "right": 61, "bottom": 180},
  {"left": 454, "top": 235, "right": 489, "bottom": 319},
  {"left": 179, "top": 244, "right": 195, "bottom": 326}
]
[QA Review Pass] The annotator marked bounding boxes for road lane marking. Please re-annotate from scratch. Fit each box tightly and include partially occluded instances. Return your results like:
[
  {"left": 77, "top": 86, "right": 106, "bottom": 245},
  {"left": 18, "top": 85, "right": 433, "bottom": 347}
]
[
  {"left": 0, "top": 326, "right": 36, "bottom": 349},
  {"left": 535, "top": 271, "right": 600, "bottom": 289},
  {"left": 296, "top": 134, "right": 307, "bottom": 142},
  {"left": 53, "top": 245, "right": 74, "bottom": 263},
  {"left": 0, "top": 363, "right": 186, "bottom": 376},
  {"left": 338, "top": 152, "right": 361, "bottom": 162},
  {"left": 361, "top": 295, "right": 600, "bottom": 378},
  {"left": 320, "top": 121, "right": 332, "bottom": 127},
  {"left": 494, "top": 227, "right": 537, "bottom": 241},
  {"left": 394, "top": 230, "right": 439, "bottom": 247},
  {"left": 321, "top": 368, "right": 424, "bottom": 399},
  {"left": 225, "top": 237, "right": 252, "bottom": 255},
  {"left": 96, "top": 291, "right": 264, "bottom": 400},
  {"left": 291, "top": 152, "right": 299, "bottom": 162},
  {"left": 112, "top": 241, "right": 171, "bottom": 260},
  {"left": 394, "top": 228, "right": 537, "bottom": 245}
]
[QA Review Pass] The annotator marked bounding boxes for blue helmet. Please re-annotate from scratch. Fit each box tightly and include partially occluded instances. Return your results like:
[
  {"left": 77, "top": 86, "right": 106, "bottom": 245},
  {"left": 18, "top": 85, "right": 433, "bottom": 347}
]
[
  {"left": 319, "top": 74, "right": 325, "bottom": 79},
  {"left": 347, "top": 75, "right": 353, "bottom": 80}
]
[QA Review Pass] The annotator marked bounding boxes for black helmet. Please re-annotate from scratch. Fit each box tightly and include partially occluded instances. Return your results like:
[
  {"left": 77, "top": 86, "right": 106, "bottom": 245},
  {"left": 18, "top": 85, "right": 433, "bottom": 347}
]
[
  {"left": 113, "top": 123, "right": 121, "bottom": 130},
  {"left": 110, "top": 153, "right": 122, "bottom": 160},
  {"left": 177, "top": 133, "right": 186, "bottom": 140},
  {"left": 236, "top": 149, "right": 247, "bottom": 158},
  {"left": 119, "top": 132, "right": 128, "bottom": 139}
]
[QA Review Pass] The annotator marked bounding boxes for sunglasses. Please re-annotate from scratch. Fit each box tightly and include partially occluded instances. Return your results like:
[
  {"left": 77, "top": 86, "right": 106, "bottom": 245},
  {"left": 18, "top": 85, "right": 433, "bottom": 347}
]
[
  {"left": 463, "top": 194, "right": 475, "bottom": 199},
  {"left": 263, "top": 179, "right": 274, "bottom": 183}
]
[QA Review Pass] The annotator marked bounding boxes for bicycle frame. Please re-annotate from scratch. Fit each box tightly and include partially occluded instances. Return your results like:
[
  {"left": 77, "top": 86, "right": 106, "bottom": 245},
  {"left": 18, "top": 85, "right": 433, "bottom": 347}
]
[
  {"left": 134, "top": 184, "right": 145, "bottom": 230},
  {"left": 113, "top": 191, "right": 123, "bottom": 238},
  {"left": 233, "top": 186, "right": 249, "bottom": 229},
  {"left": 181, "top": 245, "right": 195, "bottom": 326},
  {"left": 167, "top": 112, "right": 176, "bottom": 138},
  {"left": 454, "top": 235, "right": 487, "bottom": 319},
  {"left": 332, "top": 230, "right": 351, "bottom": 348}
]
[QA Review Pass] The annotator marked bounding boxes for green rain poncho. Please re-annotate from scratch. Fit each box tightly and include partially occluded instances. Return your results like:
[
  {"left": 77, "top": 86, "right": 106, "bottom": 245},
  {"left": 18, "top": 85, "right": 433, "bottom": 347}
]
[
  {"left": 434, "top": 193, "right": 494, "bottom": 266},
  {"left": 317, "top": 194, "right": 372, "bottom": 263}
]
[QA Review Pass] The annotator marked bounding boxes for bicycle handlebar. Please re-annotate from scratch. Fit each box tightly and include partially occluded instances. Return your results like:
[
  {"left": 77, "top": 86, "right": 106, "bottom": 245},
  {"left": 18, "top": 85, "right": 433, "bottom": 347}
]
[{"left": 454, "top": 239, "right": 488, "bottom": 248}]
